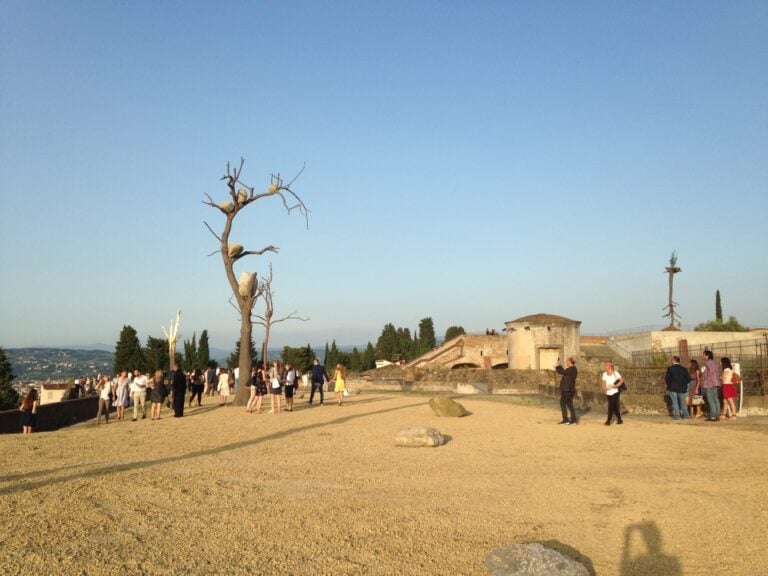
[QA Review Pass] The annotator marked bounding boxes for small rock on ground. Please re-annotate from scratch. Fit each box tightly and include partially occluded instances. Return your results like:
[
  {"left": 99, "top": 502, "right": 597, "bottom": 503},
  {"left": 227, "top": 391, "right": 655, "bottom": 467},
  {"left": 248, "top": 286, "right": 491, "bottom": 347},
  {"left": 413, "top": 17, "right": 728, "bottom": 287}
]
[
  {"left": 395, "top": 425, "right": 445, "bottom": 447},
  {"left": 484, "top": 543, "right": 589, "bottom": 576}
]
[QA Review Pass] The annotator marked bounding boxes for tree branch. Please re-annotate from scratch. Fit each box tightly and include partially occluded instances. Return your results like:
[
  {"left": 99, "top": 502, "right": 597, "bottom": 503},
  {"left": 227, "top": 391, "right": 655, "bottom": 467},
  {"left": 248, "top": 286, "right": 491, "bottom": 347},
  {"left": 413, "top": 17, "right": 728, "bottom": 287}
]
[
  {"left": 203, "top": 221, "right": 222, "bottom": 242},
  {"left": 231, "top": 246, "right": 279, "bottom": 261}
]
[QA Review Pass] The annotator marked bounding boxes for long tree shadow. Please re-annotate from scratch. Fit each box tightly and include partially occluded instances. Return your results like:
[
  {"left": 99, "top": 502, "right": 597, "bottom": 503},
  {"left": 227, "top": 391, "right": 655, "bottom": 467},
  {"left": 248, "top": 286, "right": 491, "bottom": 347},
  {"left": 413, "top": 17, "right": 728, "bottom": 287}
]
[
  {"left": 619, "top": 520, "right": 682, "bottom": 576},
  {"left": 0, "top": 396, "right": 427, "bottom": 496}
]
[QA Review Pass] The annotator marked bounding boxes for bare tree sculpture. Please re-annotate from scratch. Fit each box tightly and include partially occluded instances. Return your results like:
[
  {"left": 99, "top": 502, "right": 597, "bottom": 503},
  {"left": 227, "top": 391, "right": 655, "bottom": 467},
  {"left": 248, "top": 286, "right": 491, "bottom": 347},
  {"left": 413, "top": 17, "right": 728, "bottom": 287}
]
[
  {"left": 161, "top": 309, "right": 182, "bottom": 371},
  {"left": 203, "top": 159, "right": 307, "bottom": 405},
  {"left": 662, "top": 251, "right": 682, "bottom": 330},
  {"left": 254, "top": 264, "right": 308, "bottom": 366}
]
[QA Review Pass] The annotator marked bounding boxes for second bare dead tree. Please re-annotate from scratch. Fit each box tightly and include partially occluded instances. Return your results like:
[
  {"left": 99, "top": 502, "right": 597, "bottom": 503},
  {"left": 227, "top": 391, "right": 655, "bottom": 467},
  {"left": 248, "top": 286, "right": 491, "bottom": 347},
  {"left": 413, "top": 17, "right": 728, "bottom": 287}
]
[
  {"left": 203, "top": 159, "right": 307, "bottom": 405},
  {"left": 254, "top": 264, "right": 308, "bottom": 366}
]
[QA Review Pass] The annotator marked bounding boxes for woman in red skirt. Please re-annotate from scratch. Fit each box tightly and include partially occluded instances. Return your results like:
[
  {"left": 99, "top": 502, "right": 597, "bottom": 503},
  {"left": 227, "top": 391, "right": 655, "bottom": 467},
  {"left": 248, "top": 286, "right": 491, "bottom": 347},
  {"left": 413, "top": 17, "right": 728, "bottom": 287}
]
[{"left": 720, "top": 357, "right": 739, "bottom": 420}]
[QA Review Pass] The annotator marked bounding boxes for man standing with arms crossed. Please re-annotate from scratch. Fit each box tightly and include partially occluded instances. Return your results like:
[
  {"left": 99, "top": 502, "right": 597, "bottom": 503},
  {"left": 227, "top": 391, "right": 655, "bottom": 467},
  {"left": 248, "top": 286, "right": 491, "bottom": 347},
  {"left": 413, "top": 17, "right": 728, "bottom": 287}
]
[
  {"left": 701, "top": 350, "right": 721, "bottom": 421},
  {"left": 555, "top": 357, "right": 579, "bottom": 425},
  {"left": 309, "top": 358, "right": 328, "bottom": 406}
]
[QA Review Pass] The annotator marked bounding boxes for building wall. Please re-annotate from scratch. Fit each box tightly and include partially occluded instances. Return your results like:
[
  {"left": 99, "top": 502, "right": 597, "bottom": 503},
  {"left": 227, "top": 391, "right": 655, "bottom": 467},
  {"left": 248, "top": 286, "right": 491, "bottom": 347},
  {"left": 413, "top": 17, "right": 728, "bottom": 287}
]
[
  {"left": 507, "top": 323, "right": 580, "bottom": 369},
  {"left": 609, "top": 329, "right": 767, "bottom": 357}
]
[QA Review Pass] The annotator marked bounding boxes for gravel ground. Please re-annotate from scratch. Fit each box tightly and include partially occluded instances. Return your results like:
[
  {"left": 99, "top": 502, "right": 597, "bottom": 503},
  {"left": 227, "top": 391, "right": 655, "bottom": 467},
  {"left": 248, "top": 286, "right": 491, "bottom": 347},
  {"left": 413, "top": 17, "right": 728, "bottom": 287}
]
[{"left": 1, "top": 392, "right": 766, "bottom": 576}]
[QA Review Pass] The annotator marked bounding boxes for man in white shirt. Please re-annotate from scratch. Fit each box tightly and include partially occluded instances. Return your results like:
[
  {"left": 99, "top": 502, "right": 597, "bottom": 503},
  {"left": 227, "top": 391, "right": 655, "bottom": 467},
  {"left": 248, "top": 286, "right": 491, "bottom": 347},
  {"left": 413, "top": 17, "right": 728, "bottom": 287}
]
[{"left": 130, "top": 369, "right": 148, "bottom": 421}]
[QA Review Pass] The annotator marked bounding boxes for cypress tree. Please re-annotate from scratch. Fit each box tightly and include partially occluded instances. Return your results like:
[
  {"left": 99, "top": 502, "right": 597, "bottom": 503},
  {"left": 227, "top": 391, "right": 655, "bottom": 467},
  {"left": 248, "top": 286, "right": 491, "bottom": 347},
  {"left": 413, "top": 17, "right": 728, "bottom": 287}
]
[
  {"left": 716, "top": 290, "right": 723, "bottom": 322},
  {"left": 198, "top": 330, "right": 210, "bottom": 369},
  {"left": 114, "top": 325, "right": 146, "bottom": 373}
]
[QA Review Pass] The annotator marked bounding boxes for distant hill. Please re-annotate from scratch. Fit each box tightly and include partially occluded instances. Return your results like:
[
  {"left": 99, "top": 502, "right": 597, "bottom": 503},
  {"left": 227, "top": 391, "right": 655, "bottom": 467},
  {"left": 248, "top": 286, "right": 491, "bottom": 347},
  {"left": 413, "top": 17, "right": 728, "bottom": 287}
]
[
  {"left": 7, "top": 345, "right": 369, "bottom": 381},
  {"left": 7, "top": 348, "right": 114, "bottom": 382}
]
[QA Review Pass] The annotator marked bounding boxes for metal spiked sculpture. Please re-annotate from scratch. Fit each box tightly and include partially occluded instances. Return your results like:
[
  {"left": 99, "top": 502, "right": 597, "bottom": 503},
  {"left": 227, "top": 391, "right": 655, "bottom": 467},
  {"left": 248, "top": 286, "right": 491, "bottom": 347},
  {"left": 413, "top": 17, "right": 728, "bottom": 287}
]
[{"left": 662, "top": 252, "right": 682, "bottom": 330}]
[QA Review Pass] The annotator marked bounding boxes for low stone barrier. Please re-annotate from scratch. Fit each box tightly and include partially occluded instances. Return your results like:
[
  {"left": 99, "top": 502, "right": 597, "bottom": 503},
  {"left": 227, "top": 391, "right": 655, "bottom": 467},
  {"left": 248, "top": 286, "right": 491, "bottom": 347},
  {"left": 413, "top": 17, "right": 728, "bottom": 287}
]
[
  {"left": 350, "top": 366, "right": 767, "bottom": 415},
  {"left": 0, "top": 397, "right": 100, "bottom": 434}
]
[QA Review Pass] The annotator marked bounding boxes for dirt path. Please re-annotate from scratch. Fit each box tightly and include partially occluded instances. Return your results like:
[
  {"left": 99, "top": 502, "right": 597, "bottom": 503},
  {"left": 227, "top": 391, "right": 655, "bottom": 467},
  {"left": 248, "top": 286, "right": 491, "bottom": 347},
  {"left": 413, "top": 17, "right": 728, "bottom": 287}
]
[{"left": 2, "top": 393, "right": 766, "bottom": 575}]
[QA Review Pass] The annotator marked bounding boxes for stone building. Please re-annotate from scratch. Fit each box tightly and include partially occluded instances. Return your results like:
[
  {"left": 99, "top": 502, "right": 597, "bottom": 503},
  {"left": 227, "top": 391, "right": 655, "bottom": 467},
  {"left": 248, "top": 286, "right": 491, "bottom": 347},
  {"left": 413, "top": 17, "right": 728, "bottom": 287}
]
[{"left": 505, "top": 313, "right": 581, "bottom": 370}]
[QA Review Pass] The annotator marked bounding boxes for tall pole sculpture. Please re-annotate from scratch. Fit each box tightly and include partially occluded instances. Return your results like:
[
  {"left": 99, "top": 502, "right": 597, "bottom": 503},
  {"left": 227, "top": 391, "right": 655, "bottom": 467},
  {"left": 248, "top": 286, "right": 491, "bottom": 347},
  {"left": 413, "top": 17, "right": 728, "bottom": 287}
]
[
  {"left": 662, "top": 252, "right": 682, "bottom": 330},
  {"left": 162, "top": 309, "right": 182, "bottom": 371}
]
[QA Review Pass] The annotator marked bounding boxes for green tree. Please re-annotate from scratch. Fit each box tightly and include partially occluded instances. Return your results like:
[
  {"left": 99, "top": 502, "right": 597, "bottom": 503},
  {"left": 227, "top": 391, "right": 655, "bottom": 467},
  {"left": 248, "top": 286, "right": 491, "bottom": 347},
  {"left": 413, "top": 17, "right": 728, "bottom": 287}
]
[
  {"left": 0, "top": 347, "right": 19, "bottom": 411},
  {"left": 326, "top": 340, "right": 340, "bottom": 370},
  {"left": 281, "top": 344, "right": 315, "bottom": 374},
  {"left": 143, "top": 336, "right": 170, "bottom": 373},
  {"left": 198, "top": 329, "right": 210, "bottom": 370},
  {"left": 323, "top": 342, "right": 330, "bottom": 367},
  {"left": 396, "top": 327, "right": 413, "bottom": 360},
  {"left": 715, "top": 290, "right": 723, "bottom": 322},
  {"left": 375, "top": 323, "right": 398, "bottom": 360},
  {"left": 361, "top": 342, "right": 376, "bottom": 371},
  {"left": 114, "top": 325, "right": 146, "bottom": 373},
  {"left": 349, "top": 347, "right": 362, "bottom": 372},
  {"left": 444, "top": 325, "right": 466, "bottom": 342},
  {"left": 418, "top": 317, "right": 436, "bottom": 350},
  {"left": 228, "top": 338, "right": 258, "bottom": 369},
  {"left": 694, "top": 316, "right": 749, "bottom": 332},
  {"left": 183, "top": 332, "right": 198, "bottom": 371}
]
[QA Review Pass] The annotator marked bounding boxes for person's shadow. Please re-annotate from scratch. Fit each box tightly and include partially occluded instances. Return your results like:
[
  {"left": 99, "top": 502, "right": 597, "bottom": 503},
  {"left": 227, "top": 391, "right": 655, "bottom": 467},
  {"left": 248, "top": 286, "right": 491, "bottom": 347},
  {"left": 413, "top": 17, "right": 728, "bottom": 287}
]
[{"left": 620, "top": 521, "right": 682, "bottom": 575}]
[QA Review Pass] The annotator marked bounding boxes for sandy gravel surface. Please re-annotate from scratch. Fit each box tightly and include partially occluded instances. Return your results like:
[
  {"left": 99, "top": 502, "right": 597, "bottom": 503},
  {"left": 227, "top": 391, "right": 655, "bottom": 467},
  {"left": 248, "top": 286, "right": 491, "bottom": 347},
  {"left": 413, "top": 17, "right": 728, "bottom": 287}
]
[{"left": 1, "top": 392, "right": 767, "bottom": 576}]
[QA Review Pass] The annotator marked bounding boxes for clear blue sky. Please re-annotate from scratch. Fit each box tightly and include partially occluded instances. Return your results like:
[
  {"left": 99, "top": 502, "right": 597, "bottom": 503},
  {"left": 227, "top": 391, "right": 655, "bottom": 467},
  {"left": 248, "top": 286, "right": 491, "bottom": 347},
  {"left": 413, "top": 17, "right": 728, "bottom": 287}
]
[{"left": 1, "top": 1, "right": 767, "bottom": 352}]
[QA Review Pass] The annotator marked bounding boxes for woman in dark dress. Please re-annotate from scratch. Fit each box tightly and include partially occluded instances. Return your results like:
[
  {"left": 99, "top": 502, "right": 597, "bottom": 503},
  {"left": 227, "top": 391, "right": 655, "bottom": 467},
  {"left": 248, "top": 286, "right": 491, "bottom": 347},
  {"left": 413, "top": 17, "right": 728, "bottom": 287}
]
[
  {"left": 20, "top": 388, "right": 39, "bottom": 434},
  {"left": 149, "top": 370, "right": 167, "bottom": 420},
  {"left": 189, "top": 368, "right": 204, "bottom": 407},
  {"left": 172, "top": 369, "right": 187, "bottom": 417}
]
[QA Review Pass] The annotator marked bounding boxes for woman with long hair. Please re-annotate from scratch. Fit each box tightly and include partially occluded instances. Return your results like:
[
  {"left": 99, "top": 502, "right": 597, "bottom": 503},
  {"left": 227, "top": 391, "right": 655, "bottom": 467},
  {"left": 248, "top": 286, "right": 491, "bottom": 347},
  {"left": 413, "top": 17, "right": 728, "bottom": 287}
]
[
  {"left": 149, "top": 369, "right": 167, "bottom": 420},
  {"left": 189, "top": 368, "right": 204, "bottom": 407},
  {"left": 20, "top": 388, "right": 39, "bottom": 434},
  {"left": 218, "top": 368, "right": 232, "bottom": 406},
  {"left": 333, "top": 363, "right": 347, "bottom": 406},
  {"left": 95, "top": 375, "right": 114, "bottom": 425},
  {"left": 688, "top": 359, "right": 704, "bottom": 419},
  {"left": 720, "top": 357, "right": 738, "bottom": 420},
  {"left": 601, "top": 361, "right": 624, "bottom": 425}
]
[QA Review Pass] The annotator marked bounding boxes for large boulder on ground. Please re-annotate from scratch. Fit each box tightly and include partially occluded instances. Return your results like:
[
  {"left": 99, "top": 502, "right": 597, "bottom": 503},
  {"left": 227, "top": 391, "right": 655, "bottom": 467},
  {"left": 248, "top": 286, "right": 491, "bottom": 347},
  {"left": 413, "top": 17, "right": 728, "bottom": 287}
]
[
  {"left": 395, "top": 426, "right": 445, "bottom": 447},
  {"left": 484, "top": 544, "right": 589, "bottom": 576},
  {"left": 429, "top": 396, "right": 467, "bottom": 417}
]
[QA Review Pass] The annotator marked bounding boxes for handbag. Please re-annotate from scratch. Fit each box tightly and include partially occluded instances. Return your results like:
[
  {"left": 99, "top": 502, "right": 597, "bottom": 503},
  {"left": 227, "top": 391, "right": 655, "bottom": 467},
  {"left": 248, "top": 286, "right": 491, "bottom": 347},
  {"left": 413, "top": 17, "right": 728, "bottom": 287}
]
[
  {"left": 618, "top": 382, "right": 627, "bottom": 392},
  {"left": 270, "top": 378, "right": 280, "bottom": 389},
  {"left": 691, "top": 395, "right": 704, "bottom": 406}
]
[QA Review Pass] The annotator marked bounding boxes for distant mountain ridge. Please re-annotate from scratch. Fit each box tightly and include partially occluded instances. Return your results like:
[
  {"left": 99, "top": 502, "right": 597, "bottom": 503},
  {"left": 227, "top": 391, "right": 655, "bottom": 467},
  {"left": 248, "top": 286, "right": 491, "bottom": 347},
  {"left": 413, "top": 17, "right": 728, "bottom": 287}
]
[{"left": 6, "top": 345, "right": 368, "bottom": 381}]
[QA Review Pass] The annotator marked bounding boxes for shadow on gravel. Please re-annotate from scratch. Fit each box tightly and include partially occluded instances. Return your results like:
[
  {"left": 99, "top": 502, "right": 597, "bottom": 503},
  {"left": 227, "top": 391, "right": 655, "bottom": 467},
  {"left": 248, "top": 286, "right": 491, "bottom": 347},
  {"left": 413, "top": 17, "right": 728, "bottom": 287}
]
[{"left": 0, "top": 395, "right": 426, "bottom": 496}]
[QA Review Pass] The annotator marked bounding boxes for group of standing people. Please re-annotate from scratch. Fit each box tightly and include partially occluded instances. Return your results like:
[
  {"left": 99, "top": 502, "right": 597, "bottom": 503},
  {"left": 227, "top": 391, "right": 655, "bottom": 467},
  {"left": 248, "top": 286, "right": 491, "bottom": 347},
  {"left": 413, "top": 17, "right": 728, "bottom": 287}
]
[
  {"left": 556, "top": 350, "right": 741, "bottom": 427},
  {"left": 666, "top": 350, "right": 740, "bottom": 421},
  {"left": 92, "top": 368, "right": 189, "bottom": 425},
  {"left": 243, "top": 358, "right": 348, "bottom": 414}
]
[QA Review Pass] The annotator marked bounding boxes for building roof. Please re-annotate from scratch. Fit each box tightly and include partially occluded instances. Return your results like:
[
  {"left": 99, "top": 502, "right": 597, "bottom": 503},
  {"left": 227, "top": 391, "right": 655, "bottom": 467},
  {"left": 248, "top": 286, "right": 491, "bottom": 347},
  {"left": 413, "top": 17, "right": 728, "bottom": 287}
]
[{"left": 505, "top": 313, "right": 581, "bottom": 325}]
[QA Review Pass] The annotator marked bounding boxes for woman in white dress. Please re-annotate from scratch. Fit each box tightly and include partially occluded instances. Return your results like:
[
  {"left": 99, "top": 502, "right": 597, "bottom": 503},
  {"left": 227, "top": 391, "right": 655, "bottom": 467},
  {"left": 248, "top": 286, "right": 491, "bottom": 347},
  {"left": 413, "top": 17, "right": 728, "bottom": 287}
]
[{"left": 218, "top": 368, "right": 232, "bottom": 406}]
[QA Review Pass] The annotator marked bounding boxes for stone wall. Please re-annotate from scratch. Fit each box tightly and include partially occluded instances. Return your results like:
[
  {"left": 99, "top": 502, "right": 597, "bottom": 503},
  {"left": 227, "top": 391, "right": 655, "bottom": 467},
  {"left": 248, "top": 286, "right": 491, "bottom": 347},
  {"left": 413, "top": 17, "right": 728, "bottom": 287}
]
[
  {"left": 352, "top": 365, "right": 768, "bottom": 414},
  {"left": 0, "top": 397, "right": 101, "bottom": 434}
]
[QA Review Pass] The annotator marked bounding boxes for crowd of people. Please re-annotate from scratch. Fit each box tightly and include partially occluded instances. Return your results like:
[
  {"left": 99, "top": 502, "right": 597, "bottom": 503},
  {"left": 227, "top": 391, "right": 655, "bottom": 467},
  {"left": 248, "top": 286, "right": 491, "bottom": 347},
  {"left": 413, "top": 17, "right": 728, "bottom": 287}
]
[
  {"left": 17, "top": 350, "right": 745, "bottom": 433},
  {"left": 554, "top": 350, "right": 743, "bottom": 427}
]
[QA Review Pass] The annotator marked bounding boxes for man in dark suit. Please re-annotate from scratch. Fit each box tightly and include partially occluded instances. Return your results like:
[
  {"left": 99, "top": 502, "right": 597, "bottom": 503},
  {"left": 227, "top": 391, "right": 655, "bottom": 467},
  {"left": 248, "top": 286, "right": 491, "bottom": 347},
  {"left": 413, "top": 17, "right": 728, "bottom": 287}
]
[
  {"left": 665, "top": 355, "right": 691, "bottom": 419},
  {"left": 555, "top": 357, "right": 578, "bottom": 425},
  {"left": 309, "top": 358, "right": 328, "bottom": 406}
]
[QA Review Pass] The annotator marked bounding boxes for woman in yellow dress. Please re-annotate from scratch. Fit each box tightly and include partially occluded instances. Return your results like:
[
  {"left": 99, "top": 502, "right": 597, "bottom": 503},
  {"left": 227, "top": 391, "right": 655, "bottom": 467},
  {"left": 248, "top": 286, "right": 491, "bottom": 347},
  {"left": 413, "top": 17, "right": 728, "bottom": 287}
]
[{"left": 333, "top": 363, "right": 346, "bottom": 406}]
